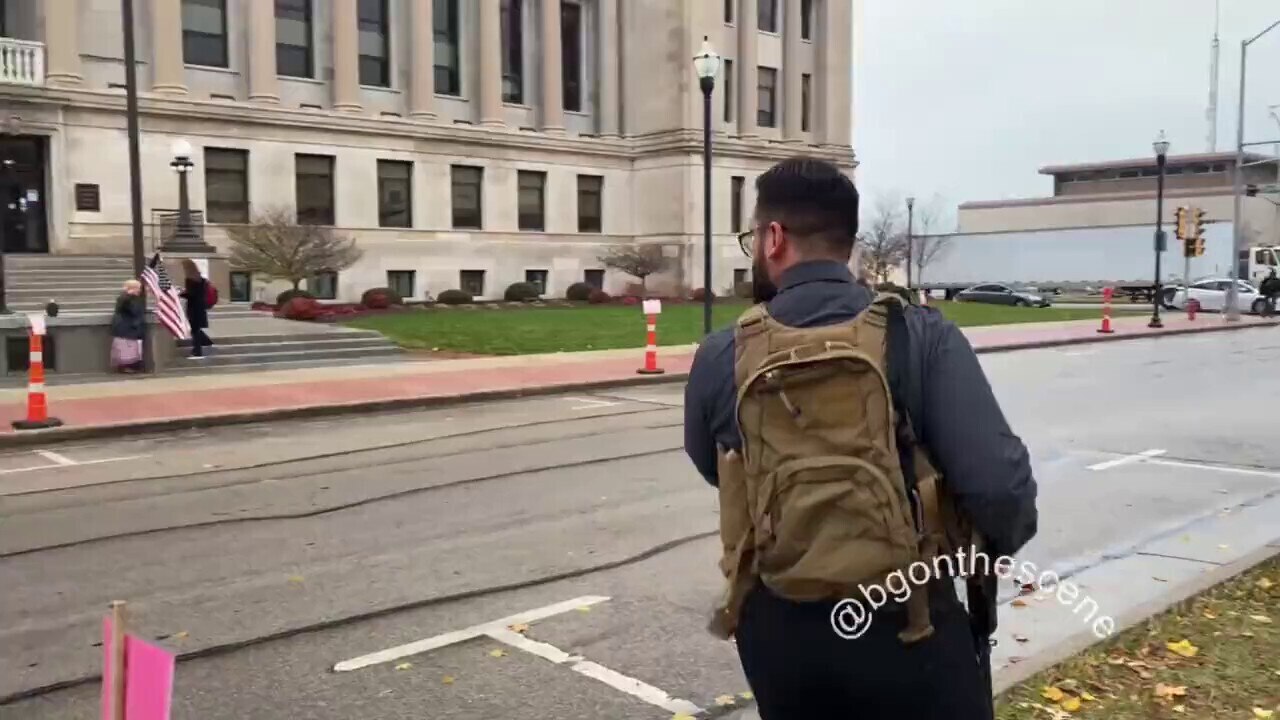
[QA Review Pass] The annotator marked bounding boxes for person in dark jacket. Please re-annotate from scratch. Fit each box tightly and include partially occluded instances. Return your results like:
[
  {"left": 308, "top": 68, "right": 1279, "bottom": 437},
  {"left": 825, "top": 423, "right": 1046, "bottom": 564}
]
[
  {"left": 1261, "top": 269, "right": 1279, "bottom": 317},
  {"left": 110, "top": 280, "right": 146, "bottom": 373},
  {"left": 179, "top": 258, "right": 213, "bottom": 358},
  {"left": 684, "top": 157, "right": 1038, "bottom": 719}
]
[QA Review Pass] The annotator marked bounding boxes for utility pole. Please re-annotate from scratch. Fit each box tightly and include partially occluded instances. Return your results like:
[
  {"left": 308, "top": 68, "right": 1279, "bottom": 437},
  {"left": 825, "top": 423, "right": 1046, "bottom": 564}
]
[{"left": 1206, "top": 0, "right": 1220, "bottom": 152}]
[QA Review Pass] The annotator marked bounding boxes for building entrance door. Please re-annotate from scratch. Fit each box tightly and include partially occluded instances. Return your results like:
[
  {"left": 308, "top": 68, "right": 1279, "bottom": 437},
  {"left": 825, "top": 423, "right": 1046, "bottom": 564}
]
[{"left": 0, "top": 135, "right": 48, "bottom": 253}]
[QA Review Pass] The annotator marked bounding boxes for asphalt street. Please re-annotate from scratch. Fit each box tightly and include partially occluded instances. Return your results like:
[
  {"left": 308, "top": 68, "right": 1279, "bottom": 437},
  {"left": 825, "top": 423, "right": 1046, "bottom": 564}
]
[{"left": 2, "top": 326, "right": 1278, "bottom": 719}]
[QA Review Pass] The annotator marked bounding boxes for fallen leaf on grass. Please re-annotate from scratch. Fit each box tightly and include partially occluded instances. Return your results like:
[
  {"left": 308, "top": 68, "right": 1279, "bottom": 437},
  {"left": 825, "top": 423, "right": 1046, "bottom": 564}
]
[
  {"left": 1248, "top": 615, "right": 1272, "bottom": 624},
  {"left": 1107, "top": 655, "right": 1127, "bottom": 665},
  {"left": 509, "top": 623, "right": 530, "bottom": 634},
  {"left": 1166, "top": 639, "right": 1199, "bottom": 658},
  {"left": 1172, "top": 704, "right": 1186, "bottom": 713},
  {"left": 1011, "top": 599, "right": 1029, "bottom": 608},
  {"left": 1154, "top": 683, "right": 1187, "bottom": 699},
  {"left": 394, "top": 662, "right": 412, "bottom": 671},
  {"left": 1240, "top": 631, "right": 1256, "bottom": 638},
  {"left": 1041, "top": 687, "right": 1066, "bottom": 702},
  {"left": 1258, "top": 578, "right": 1275, "bottom": 591},
  {"left": 1253, "top": 709, "right": 1275, "bottom": 720},
  {"left": 713, "top": 695, "right": 736, "bottom": 707},
  {"left": 1081, "top": 692, "right": 1097, "bottom": 702},
  {"left": 1202, "top": 610, "right": 1218, "bottom": 619},
  {"left": 442, "top": 675, "right": 455, "bottom": 684},
  {"left": 1059, "top": 696, "right": 1082, "bottom": 712},
  {"left": 488, "top": 649, "right": 507, "bottom": 658}
]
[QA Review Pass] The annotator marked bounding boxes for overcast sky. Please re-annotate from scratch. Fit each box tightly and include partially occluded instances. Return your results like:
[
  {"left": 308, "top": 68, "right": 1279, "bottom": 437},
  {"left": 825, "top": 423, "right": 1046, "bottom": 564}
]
[{"left": 853, "top": 0, "right": 1280, "bottom": 230}]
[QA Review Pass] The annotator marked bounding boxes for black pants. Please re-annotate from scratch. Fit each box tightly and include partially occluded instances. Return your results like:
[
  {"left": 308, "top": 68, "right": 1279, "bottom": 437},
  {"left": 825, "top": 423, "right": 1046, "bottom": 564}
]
[
  {"left": 190, "top": 328, "right": 213, "bottom": 356},
  {"left": 735, "top": 581, "right": 993, "bottom": 720}
]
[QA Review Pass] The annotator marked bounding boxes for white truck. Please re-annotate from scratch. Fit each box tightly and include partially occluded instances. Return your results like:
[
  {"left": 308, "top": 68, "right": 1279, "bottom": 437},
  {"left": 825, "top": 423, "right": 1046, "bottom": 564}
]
[{"left": 917, "top": 223, "right": 1280, "bottom": 304}]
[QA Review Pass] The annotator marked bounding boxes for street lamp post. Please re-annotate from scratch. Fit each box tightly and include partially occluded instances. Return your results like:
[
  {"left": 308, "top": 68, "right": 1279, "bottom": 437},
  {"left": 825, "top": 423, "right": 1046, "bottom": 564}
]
[
  {"left": 905, "top": 196, "right": 915, "bottom": 289},
  {"left": 1150, "top": 131, "right": 1170, "bottom": 329},
  {"left": 1227, "top": 18, "right": 1280, "bottom": 321},
  {"left": 165, "top": 139, "right": 215, "bottom": 254},
  {"left": 693, "top": 37, "right": 721, "bottom": 337}
]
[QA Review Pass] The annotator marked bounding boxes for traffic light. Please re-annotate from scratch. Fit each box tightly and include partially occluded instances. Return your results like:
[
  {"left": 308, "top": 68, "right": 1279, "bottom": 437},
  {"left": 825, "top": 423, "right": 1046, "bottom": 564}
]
[
  {"left": 1174, "top": 206, "right": 1189, "bottom": 240},
  {"left": 1191, "top": 208, "right": 1206, "bottom": 247},
  {"left": 1192, "top": 236, "right": 1205, "bottom": 257}
]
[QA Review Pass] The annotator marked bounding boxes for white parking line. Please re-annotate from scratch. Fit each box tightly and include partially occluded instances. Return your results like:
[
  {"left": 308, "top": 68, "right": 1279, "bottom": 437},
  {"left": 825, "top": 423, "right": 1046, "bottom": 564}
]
[
  {"left": 1145, "top": 458, "right": 1280, "bottom": 479},
  {"left": 34, "top": 450, "right": 78, "bottom": 466},
  {"left": 565, "top": 397, "right": 619, "bottom": 411},
  {"left": 0, "top": 452, "right": 149, "bottom": 477},
  {"left": 333, "top": 594, "right": 704, "bottom": 716},
  {"left": 1087, "top": 448, "right": 1167, "bottom": 471}
]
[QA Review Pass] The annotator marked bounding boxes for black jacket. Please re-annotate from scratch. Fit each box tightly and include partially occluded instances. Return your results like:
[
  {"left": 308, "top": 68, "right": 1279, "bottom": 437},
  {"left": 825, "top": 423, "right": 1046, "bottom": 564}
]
[
  {"left": 683, "top": 260, "right": 1038, "bottom": 560},
  {"left": 182, "top": 277, "right": 209, "bottom": 330},
  {"left": 110, "top": 293, "right": 146, "bottom": 340}
]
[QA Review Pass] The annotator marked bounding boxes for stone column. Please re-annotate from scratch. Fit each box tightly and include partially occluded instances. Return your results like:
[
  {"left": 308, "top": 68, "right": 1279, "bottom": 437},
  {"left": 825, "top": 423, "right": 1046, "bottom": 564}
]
[
  {"left": 150, "top": 0, "right": 187, "bottom": 95},
  {"left": 248, "top": 0, "right": 279, "bottom": 103},
  {"left": 737, "top": 0, "right": 757, "bottom": 137},
  {"left": 478, "top": 0, "right": 504, "bottom": 126},
  {"left": 331, "top": 0, "right": 361, "bottom": 112},
  {"left": 782, "top": 0, "right": 803, "bottom": 140},
  {"left": 597, "top": 0, "right": 619, "bottom": 136},
  {"left": 821, "top": 0, "right": 852, "bottom": 145},
  {"left": 409, "top": 0, "right": 436, "bottom": 118},
  {"left": 44, "top": 0, "right": 82, "bottom": 86},
  {"left": 539, "top": 0, "right": 565, "bottom": 134}
]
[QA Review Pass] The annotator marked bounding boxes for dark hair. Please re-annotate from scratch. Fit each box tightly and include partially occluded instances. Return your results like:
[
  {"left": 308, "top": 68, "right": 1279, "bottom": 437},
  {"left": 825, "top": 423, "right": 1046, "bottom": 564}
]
[{"left": 754, "top": 156, "right": 859, "bottom": 256}]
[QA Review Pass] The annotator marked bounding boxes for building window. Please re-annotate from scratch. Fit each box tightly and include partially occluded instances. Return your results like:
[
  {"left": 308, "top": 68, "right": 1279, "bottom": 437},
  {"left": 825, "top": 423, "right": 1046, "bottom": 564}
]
[
  {"left": 377, "top": 160, "right": 412, "bottom": 228},
  {"left": 577, "top": 174, "right": 603, "bottom": 233},
  {"left": 295, "top": 154, "right": 335, "bottom": 225},
  {"left": 309, "top": 270, "right": 338, "bottom": 300},
  {"left": 205, "top": 148, "right": 249, "bottom": 224},
  {"left": 800, "top": 0, "right": 812, "bottom": 40},
  {"left": 758, "top": 0, "right": 777, "bottom": 32},
  {"left": 561, "top": 1, "right": 583, "bottom": 112},
  {"left": 724, "top": 0, "right": 733, "bottom": 23},
  {"left": 500, "top": 0, "right": 523, "bottom": 103},
  {"left": 584, "top": 269, "right": 605, "bottom": 289},
  {"left": 276, "top": 0, "right": 313, "bottom": 78},
  {"left": 451, "top": 165, "right": 483, "bottom": 229},
  {"left": 731, "top": 176, "right": 744, "bottom": 233},
  {"left": 460, "top": 270, "right": 486, "bottom": 297},
  {"left": 723, "top": 59, "right": 734, "bottom": 122},
  {"left": 229, "top": 271, "right": 252, "bottom": 302},
  {"left": 801, "top": 73, "right": 811, "bottom": 132},
  {"left": 387, "top": 270, "right": 415, "bottom": 298},
  {"left": 357, "top": 0, "right": 390, "bottom": 87},
  {"left": 734, "top": 268, "right": 748, "bottom": 286},
  {"left": 434, "top": 0, "right": 461, "bottom": 95},
  {"left": 525, "top": 269, "right": 548, "bottom": 295},
  {"left": 757, "top": 67, "right": 777, "bottom": 127},
  {"left": 182, "top": 0, "right": 228, "bottom": 68},
  {"left": 518, "top": 170, "right": 546, "bottom": 231}
]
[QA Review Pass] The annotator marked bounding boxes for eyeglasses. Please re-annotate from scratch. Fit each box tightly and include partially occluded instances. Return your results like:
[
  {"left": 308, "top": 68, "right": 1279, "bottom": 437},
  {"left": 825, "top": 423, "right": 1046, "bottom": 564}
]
[{"left": 737, "top": 228, "right": 755, "bottom": 258}]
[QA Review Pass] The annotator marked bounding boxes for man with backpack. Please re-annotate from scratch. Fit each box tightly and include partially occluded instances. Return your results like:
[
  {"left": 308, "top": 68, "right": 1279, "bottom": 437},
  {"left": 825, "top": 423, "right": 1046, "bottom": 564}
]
[{"left": 684, "top": 157, "right": 1038, "bottom": 719}]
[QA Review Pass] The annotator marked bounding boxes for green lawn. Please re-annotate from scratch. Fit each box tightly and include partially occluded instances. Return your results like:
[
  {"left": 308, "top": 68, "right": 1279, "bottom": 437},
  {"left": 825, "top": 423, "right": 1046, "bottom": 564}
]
[{"left": 344, "top": 300, "right": 1134, "bottom": 356}]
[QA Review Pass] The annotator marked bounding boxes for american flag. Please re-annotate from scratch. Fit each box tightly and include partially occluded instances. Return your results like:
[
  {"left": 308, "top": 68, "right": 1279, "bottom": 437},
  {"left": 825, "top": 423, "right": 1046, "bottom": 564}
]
[{"left": 141, "top": 253, "right": 191, "bottom": 340}]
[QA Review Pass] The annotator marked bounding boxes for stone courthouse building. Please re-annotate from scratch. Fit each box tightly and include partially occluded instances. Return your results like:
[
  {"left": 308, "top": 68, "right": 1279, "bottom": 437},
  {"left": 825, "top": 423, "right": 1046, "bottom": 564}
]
[{"left": 0, "top": 0, "right": 855, "bottom": 303}]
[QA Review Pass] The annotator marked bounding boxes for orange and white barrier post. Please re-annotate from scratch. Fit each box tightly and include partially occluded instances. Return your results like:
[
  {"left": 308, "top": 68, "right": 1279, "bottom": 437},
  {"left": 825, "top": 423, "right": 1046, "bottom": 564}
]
[
  {"left": 1097, "top": 287, "right": 1115, "bottom": 335},
  {"left": 13, "top": 315, "right": 63, "bottom": 430},
  {"left": 637, "top": 299, "right": 665, "bottom": 375}
]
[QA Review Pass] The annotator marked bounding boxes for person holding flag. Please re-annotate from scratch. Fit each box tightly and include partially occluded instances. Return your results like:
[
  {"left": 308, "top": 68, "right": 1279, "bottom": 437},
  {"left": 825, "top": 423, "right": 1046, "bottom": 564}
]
[{"left": 139, "top": 253, "right": 191, "bottom": 346}]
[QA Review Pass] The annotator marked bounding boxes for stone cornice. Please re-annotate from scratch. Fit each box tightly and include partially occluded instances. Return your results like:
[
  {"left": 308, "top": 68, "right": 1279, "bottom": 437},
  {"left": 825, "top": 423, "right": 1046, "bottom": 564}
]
[{"left": 10, "top": 86, "right": 855, "bottom": 166}]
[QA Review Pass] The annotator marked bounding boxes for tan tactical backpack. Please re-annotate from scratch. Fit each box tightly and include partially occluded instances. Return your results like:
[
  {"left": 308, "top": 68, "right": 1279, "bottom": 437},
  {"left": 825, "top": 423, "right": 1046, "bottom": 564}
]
[{"left": 708, "top": 293, "right": 974, "bottom": 642}]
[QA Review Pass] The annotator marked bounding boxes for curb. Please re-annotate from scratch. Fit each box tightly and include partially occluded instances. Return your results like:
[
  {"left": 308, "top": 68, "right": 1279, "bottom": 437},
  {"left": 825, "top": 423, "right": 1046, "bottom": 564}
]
[
  {"left": 991, "top": 542, "right": 1280, "bottom": 694},
  {"left": 2, "top": 320, "right": 1272, "bottom": 447}
]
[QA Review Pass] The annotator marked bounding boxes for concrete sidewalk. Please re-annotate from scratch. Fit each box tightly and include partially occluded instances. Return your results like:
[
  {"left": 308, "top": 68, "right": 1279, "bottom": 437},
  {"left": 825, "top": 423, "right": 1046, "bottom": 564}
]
[{"left": 0, "top": 313, "right": 1271, "bottom": 443}]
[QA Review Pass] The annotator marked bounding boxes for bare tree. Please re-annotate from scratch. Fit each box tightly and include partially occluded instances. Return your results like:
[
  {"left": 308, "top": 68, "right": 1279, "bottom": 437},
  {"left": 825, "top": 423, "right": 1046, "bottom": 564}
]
[
  {"left": 598, "top": 243, "right": 671, "bottom": 297},
  {"left": 909, "top": 194, "right": 954, "bottom": 285},
  {"left": 858, "top": 195, "right": 908, "bottom": 282},
  {"left": 227, "top": 206, "right": 363, "bottom": 290}
]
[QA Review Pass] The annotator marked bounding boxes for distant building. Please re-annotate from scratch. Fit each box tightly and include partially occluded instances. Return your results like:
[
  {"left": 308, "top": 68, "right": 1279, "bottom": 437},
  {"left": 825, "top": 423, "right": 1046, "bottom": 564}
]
[
  {"left": 0, "top": 0, "right": 855, "bottom": 303},
  {"left": 957, "top": 152, "right": 1280, "bottom": 245}
]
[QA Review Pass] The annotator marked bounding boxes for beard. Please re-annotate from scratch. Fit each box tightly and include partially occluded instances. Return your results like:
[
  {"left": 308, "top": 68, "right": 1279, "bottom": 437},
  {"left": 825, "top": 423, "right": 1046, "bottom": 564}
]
[{"left": 751, "top": 258, "right": 778, "bottom": 304}]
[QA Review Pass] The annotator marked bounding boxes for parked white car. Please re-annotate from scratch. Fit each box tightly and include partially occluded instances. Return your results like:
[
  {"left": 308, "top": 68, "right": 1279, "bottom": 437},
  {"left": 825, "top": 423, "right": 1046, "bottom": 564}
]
[{"left": 1166, "top": 278, "right": 1269, "bottom": 315}]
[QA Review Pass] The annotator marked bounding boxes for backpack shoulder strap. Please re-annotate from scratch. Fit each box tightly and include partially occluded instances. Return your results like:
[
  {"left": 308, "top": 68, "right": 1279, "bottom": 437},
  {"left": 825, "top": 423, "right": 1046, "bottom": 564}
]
[
  {"left": 864, "top": 293, "right": 922, "bottom": 493},
  {"left": 731, "top": 303, "right": 774, "bottom": 387}
]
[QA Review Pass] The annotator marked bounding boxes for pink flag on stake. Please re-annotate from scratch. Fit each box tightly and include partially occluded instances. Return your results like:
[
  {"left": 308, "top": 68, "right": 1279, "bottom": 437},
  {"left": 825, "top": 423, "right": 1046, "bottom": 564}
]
[{"left": 101, "top": 616, "right": 176, "bottom": 720}]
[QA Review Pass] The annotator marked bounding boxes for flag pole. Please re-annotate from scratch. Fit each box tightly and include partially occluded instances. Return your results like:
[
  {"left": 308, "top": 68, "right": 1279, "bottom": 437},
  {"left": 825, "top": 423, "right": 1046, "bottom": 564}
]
[{"left": 122, "top": 0, "right": 149, "bottom": 371}]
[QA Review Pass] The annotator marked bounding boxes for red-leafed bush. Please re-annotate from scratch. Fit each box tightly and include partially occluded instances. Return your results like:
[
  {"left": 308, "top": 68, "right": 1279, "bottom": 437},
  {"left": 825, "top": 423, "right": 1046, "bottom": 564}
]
[
  {"left": 361, "top": 287, "right": 403, "bottom": 309},
  {"left": 690, "top": 288, "right": 715, "bottom": 302},
  {"left": 279, "top": 296, "right": 323, "bottom": 321},
  {"left": 587, "top": 289, "right": 611, "bottom": 304},
  {"left": 621, "top": 296, "right": 640, "bottom": 306}
]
